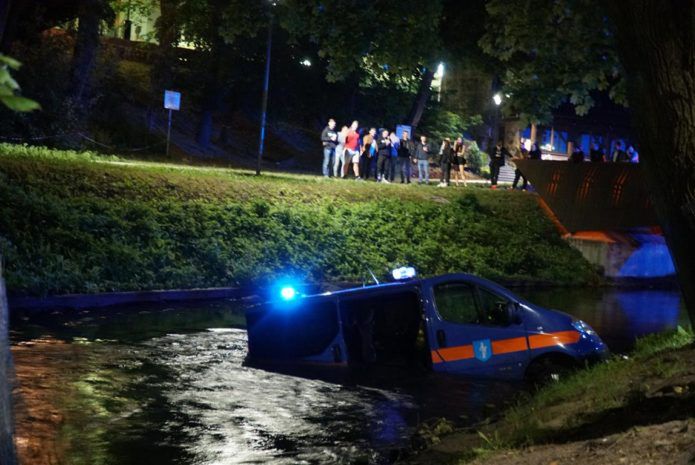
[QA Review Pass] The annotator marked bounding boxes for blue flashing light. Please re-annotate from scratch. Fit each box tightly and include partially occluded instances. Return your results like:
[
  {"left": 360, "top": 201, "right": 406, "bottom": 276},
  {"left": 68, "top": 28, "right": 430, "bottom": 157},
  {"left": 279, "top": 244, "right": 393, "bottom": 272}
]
[
  {"left": 392, "top": 266, "right": 417, "bottom": 281},
  {"left": 280, "top": 286, "right": 297, "bottom": 301}
]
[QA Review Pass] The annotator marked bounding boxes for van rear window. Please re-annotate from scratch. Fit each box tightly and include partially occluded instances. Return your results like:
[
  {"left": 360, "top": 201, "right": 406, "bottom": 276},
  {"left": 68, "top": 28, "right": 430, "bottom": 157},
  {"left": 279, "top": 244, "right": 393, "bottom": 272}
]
[{"left": 247, "top": 300, "right": 339, "bottom": 359}]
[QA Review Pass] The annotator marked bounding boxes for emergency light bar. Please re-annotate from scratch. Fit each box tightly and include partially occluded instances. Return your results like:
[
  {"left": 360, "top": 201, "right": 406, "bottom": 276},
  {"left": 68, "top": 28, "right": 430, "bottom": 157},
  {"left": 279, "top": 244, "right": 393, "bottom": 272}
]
[
  {"left": 392, "top": 266, "right": 417, "bottom": 281},
  {"left": 280, "top": 286, "right": 297, "bottom": 301}
]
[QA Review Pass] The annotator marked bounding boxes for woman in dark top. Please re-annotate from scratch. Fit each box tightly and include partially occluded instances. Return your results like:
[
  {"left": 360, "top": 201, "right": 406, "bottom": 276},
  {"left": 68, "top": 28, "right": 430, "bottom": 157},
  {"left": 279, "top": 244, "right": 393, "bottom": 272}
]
[{"left": 438, "top": 138, "right": 454, "bottom": 187}]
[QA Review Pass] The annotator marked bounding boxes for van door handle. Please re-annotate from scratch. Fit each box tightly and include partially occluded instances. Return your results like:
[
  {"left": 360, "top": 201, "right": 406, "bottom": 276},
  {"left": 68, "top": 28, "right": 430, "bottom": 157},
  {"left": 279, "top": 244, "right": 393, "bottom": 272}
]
[{"left": 436, "top": 330, "right": 447, "bottom": 348}]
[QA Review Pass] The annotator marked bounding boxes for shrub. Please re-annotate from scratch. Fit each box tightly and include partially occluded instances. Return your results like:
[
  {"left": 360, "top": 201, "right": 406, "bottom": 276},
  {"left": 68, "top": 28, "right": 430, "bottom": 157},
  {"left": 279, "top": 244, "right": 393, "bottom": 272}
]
[{"left": 0, "top": 144, "right": 598, "bottom": 296}]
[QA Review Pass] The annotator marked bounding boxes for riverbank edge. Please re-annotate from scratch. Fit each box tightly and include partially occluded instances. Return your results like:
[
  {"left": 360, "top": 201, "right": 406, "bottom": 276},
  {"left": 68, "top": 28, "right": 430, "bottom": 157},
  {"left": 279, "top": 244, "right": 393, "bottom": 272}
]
[
  {"left": 7, "top": 276, "right": 681, "bottom": 311},
  {"left": 399, "top": 327, "right": 695, "bottom": 465}
]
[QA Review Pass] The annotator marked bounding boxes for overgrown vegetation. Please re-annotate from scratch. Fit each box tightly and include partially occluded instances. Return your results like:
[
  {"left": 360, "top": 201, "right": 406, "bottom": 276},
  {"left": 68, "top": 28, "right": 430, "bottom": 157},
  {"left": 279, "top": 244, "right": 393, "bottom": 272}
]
[
  {"left": 0, "top": 144, "right": 598, "bottom": 296},
  {"left": 458, "top": 327, "right": 695, "bottom": 462}
]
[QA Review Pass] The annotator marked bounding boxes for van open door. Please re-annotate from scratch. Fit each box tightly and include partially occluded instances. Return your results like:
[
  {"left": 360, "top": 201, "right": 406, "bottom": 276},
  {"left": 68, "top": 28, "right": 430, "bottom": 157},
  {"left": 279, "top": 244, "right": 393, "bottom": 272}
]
[{"left": 338, "top": 287, "right": 430, "bottom": 369}]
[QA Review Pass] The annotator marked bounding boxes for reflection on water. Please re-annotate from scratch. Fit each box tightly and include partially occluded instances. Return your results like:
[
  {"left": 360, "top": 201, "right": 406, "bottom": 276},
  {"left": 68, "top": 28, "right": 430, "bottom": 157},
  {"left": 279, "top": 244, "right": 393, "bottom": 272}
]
[
  {"left": 517, "top": 287, "right": 688, "bottom": 352},
  {"left": 10, "top": 288, "right": 688, "bottom": 465}
]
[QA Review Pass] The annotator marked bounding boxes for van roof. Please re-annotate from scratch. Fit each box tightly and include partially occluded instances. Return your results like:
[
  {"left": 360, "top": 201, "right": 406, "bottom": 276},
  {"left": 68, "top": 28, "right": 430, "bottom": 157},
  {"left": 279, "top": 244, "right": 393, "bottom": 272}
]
[{"left": 306, "top": 280, "right": 422, "bottom": 300}]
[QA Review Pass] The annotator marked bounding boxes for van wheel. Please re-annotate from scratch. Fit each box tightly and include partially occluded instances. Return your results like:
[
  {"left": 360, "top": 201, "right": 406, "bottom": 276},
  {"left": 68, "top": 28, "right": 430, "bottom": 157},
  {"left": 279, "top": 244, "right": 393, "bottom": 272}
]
[{"left": 525, "top": 357, "right": 573, "bottom": 387}]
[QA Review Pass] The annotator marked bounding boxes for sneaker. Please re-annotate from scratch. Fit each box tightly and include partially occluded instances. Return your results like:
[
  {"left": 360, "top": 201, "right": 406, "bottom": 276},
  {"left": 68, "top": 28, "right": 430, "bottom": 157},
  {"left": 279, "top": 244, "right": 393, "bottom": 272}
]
[
  {"left": 382, "top": 179, "right": 390, "bottom": 184},
  {"left": 491, "top": 185, "right": 498, "bottom": 190}
]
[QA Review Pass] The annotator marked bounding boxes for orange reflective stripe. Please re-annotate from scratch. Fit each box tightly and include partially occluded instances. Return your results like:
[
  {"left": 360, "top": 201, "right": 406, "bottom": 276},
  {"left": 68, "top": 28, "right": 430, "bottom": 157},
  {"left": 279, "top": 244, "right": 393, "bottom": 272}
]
[
  {"left": 430, "top": 331, "right": 581, "bottom": 364},
  {"left": 430, "top": 350, "right": 445, "bottom": 364},
  {"left": 528, "top": 330, "right": 581, "bottom": 349},
  {"left": 432, "top": 344, "right": 475, "bottom": 363},
  {"left": 491, "top": 336, "right": 528, "bottom": 355}
]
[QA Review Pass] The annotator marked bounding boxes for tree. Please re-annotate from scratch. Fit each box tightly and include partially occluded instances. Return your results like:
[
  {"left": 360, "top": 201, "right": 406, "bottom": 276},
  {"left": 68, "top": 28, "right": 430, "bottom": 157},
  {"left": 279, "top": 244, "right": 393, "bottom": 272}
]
[
  {"left": 70, "top": 0, "right": 113, "bottom": 106},
  {"left": 606, "top": 1, "right": 695, "bottom": 321},
  {"left": 480, "top": 0, "right": 626, "bottom": 124},
  {"left": 481, "top": 0, "right": 695, "bottom": 321},
  {"left": 279, "top": 0, "right": 443, "bottom": 129},
  {"left": 168, "top": 0, "right": 264, "bottom": 148}
]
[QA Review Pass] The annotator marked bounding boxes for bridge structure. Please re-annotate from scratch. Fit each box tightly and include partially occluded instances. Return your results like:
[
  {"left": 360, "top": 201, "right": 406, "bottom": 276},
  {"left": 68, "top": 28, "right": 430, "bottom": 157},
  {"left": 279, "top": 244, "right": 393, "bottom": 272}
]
[{"left": 515, "top": 160, "right": 675, "bottom": 279}]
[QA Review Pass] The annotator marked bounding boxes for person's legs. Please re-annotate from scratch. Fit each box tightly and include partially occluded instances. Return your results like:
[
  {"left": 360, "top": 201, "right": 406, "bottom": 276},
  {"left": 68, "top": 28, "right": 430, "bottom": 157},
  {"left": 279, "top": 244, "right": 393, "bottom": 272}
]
[
  {"left": 459, "top": 165, "right": 467, "bottom": 186},
  {"left": 333, "top": 148, "right": 343, "bottom": 177},
  {"left": 512, "top": 169, "right": 521, "bottom": 189},
  {"left": 322, "top": 147, "right": 333, "bottom": 177},
  {"left": 343, "top": 150, "right": 351, "bottom": 177},
  {"left": 522, "top": 175, "right": 528, "bottom": 190},
  {"left": 366, "top": 156, "right": 375, "bottom": 180},
  {"left": 405, "top": 161, "right": 411, "bottom": 183},
  {"left": 444, "top": 162, "right": 451, "bottom": 185},
  {"left": 417, "top": 160, "right": 426, "bottom": 183},
  {"left": 333, "top": 150, "right": 340, "bottom": 178},
  {"left": 490, "top": 163, "right": 500, "bottom": 186},
  {"left": 363, "top": 156, "right": 370, "bottom": 180}
]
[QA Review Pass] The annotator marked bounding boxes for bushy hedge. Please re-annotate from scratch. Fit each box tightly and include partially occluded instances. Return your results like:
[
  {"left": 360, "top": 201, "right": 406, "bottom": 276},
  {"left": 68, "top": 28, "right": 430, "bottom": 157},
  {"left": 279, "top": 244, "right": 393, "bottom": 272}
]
[{"left": 0, "top": 144, "right": 598, "bottom": 296}]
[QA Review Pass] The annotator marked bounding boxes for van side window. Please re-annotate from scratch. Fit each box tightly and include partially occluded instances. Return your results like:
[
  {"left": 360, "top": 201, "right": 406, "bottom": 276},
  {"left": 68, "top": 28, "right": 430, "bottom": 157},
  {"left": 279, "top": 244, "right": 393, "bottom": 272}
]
[
  {"left": 478, "top": 288, "right": 511, "bottom": 326},
  {"left": 434, "top": 282, "right": 479, "bottom": 325}
]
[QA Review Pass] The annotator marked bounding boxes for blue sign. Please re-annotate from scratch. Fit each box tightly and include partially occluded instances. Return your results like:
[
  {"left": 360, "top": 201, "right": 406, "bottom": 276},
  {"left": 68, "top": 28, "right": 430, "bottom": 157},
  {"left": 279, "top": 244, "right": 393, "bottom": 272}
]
[
  {"left": 164, "top": 90, "right": 181, "bottom": 110},
  {"left": 473, "top": 339, "right": 492, "bottom": 362},
  {"left": 396, "top": 124, "right": 412, "bottom": 140}
]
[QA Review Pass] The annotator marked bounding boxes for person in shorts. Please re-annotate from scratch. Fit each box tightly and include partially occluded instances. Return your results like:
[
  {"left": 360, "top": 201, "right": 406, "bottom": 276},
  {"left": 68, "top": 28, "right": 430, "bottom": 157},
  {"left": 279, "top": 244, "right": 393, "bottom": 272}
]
[
  {"left": 345, "top": 121, "right": 362, "bottom": 179},
  {"left": 452, "top": 137, "right": 467, "bottom": 187}
]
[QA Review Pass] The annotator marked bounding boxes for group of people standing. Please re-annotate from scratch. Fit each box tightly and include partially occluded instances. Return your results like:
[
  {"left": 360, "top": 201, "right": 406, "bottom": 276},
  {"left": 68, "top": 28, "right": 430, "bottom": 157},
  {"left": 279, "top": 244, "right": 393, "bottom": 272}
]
[
  {"left": 569, "top": 140, "right": 639, "bottom": 164},
  {"left": 320, "top": 119, "right": 469, "bottom": 187}
]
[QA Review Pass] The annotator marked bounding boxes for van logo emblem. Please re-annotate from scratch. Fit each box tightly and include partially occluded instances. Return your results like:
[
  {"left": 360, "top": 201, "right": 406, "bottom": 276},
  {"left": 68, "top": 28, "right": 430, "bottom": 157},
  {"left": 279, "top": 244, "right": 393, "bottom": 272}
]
[{"left": 473, "top": 339, "right": 492, "bottom": 362}]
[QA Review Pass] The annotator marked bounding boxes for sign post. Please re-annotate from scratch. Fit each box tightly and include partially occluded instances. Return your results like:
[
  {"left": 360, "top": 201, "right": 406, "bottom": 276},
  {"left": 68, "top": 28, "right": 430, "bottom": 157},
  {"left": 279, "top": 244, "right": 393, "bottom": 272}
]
[{"left": 163, "top": 90, "right": 181, "bottom": 157}]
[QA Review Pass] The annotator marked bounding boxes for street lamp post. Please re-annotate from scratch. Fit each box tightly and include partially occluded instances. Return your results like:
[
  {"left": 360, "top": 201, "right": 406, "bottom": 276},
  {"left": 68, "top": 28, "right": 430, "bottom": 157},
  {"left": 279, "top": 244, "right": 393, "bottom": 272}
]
[{"left": 256, "top": 7, "right": 275, "bottom": 176}]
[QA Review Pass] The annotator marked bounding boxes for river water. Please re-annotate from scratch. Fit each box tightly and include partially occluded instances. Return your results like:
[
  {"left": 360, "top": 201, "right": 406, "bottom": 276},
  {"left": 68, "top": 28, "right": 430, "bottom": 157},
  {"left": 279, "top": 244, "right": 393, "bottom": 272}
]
[{"left": 9, "top": 287, "right": 689, "bottom": 465}]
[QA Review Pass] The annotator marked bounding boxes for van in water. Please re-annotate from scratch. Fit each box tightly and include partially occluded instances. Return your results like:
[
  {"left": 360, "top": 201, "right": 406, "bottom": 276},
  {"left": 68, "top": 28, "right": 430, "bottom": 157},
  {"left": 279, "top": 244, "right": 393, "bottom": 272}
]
[{"left": 244, "top": 272, "right": 608, "bottom": 382}]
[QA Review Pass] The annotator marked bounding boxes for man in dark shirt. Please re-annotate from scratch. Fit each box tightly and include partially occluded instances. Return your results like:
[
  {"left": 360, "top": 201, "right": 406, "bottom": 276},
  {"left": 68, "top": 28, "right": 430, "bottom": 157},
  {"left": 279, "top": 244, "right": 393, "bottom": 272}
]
[
  {"left": 490, "top": 139, "right": 510, "bottom": 189},
  {"left": 397, "top": 130, "right": 415, "bottom": 184},
  {"left": 320, "top": 119, "right": 338, "bottom": 177},
  {"left": 611, "top": 141, "right": 629, "bottom": 162},
  {"left": 376, "top": 129, "right": 392, "bottom": 183},
  {"left": 589, "top": 142, "right": 605, "bottom": 162},
  {"left": 569, "top": 145, "right": 585, "bottom": 163},
  {"left": 415, "top": 135, "right": 430, "bottom": 184}
]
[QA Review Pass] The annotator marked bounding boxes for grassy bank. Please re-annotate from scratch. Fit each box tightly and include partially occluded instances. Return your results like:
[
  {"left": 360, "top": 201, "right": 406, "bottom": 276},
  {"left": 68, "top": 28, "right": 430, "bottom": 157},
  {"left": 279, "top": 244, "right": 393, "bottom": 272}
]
[
  {"left": 407, "top": 327, "right": 695, "bottom": 464},
  {"left": 0, "top": 144, "right": 598, "bottom": 297}
]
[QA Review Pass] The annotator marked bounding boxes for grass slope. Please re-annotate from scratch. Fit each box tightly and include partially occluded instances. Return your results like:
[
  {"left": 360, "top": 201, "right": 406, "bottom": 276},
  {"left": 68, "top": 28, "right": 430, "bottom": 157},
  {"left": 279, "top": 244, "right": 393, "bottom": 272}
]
[
  {"left": 0, "top": 144, "right": 598, "bottom": 296},
  {"left": 404, "top": 327, "right": 694, "bottom": 464}
]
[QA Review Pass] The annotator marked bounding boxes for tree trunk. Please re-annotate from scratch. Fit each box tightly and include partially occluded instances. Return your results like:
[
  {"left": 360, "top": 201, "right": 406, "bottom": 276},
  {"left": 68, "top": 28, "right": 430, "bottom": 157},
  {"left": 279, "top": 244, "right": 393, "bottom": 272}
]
[
  {"left": 153, "top": 0, "right": 180, "bottom": 93},
  {"left": 196, "top": 108, "right": 214, "bottom": 148},
  {"left": 607, "top": 1, "right": 695, "bottom": 322},
  {"left": 0, "top": 267, "right": 17, "bottom": 465},
  {"left": 1, "top": 0, "right": 25, "bottom": 53},
  {"left": 407, "top": 67, "right": 435, "bottom": 130},
  {"left": 194, "top": 0, "right": 228, "bottom": 149},
  {"left": 195, "top": 45, "right": 225, "bottom": 148},
  {"left": 0, "top": 0, "right": 11, "bottom": 46},
  {"left": 70, "top": 0, "right": 107, "bottom": 106}
]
